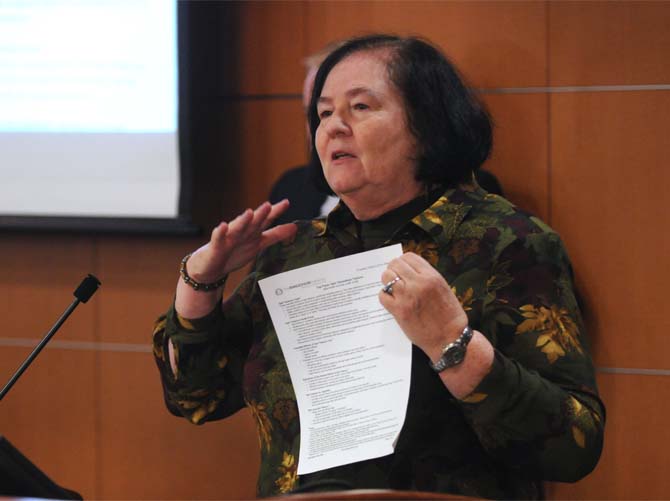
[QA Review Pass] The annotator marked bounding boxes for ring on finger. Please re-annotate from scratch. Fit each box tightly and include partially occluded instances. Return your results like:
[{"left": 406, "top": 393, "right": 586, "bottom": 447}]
[{"left": 382, "top": 276, "right": 401, "bottom": 295}]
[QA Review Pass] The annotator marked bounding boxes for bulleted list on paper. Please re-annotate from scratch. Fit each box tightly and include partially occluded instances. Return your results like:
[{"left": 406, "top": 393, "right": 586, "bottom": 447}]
[{"left": 259, "top": 244, "right": 412, "bottom": 475}]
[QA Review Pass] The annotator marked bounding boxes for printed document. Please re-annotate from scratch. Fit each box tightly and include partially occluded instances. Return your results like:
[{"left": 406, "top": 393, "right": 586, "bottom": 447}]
[{"left": 259, "top": 244, "right": 412, "bottom": 475}]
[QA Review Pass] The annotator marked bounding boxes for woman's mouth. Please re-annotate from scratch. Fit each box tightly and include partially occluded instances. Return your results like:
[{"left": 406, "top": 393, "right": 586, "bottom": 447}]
[{"left": 332, "top": 151, "right": 356, "bottom": 161}]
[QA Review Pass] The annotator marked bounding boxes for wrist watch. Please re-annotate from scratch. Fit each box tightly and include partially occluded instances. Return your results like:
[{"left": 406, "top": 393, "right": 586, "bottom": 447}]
[{"left": 429, "top": 325, "right": 474, "bottom": 372}]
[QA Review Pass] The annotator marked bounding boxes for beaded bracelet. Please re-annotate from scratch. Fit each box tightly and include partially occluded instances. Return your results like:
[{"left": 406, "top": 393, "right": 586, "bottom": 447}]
[{"left": 179, "top": 253, "right": 228, "bottom": 292}]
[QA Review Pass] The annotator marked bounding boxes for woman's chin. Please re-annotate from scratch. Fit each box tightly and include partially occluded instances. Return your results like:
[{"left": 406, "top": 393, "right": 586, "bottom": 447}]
[{"left": 324, "top": 180, "right": 360, "bottom": 198}]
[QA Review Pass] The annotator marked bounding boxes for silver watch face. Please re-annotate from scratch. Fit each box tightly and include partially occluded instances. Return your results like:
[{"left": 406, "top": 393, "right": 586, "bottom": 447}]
[
  {"left": 431, "top": 326, "right": 473, "bottom": 372},
  {"left": 444, "top": 344, "right": 466, "bottom": 366},
  {"left": 432, "top": 343, "right": 466, "bottom": 372}
]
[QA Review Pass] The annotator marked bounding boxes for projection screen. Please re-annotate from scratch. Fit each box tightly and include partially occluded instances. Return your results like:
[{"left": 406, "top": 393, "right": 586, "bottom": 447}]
[{"left": 0, "top": 0, "right": 192, "bottom": 233}]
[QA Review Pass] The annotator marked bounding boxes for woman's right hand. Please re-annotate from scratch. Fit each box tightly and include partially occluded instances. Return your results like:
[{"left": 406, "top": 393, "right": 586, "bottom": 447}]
[{"left": 175, "top": 199, "right": 296, "bottom": 318}]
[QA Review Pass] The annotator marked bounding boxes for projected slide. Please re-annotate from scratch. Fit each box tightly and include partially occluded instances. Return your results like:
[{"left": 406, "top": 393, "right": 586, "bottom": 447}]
[{"left": 0, "top": 0, "right": 179, "bottom": 218}]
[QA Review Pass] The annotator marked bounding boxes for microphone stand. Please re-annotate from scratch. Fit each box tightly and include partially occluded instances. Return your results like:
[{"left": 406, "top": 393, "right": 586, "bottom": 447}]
[{"left": 0, "top": 274, "right": 101, "bottom": 401}]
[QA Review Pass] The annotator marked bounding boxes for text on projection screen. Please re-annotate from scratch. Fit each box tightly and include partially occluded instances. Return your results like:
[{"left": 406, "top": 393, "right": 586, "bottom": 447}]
[{"left": 0, "top": 0, "right": 179, "bottom": 218}]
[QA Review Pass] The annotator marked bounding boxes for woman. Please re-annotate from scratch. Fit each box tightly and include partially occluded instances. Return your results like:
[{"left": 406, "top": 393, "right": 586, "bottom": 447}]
[{"left": 153, "top": 35, "right": 604, "bottom": 499}]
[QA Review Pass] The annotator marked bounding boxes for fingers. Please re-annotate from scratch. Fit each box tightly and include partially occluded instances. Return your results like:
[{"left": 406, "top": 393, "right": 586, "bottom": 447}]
[
  {"left": 228, "top": 200, "right": 289, "bottom": 239},
  {"left": 242, "top": 200, "right": 294, "bottom": 246},
  {"left": 380, "top": 259, "right": 411, "bottom": 300},
  {"left": 381, "top": 268, "right": 398, "bottom": 284},
  {"left": 213, "top": 202, "right": 297, "bottom": 252},
  {"left": 380, "top": 252, "right": 448, "bottom": 305},
  {"left": 261, "top": 199, "right": 291, "bottom": 230},
  {"left": 380, "top": 252, "right": 431, "bottom": 285},
  {"left": 380, "top": 270, "right": 404, "bottom": 297},
  {"left": 388, "top": 257, "right": 417, "bottom": 281},
  {"left": 385, "top": 252, "right": 441, "bottom": 288},
  {"left": 259, "top": 222, "right": 298, "bottom": 249},
  {"left": 381, "top": 256, "right": 419, "bottom": 294},
  {"left": 401, "top": 251, "right": 432, "bottom": 273},
  {"left": 222, "top": 207, "right": 254, "bottom": 245},
  {"left": 379, "top": 282, "right": 394, "bottom": 307},
  {"left": 245, "top": 202, "right": 273, "bottom": 238},
  {"left": 220, "top": 201, "right": 270, "bottom": 245},
  {"left": 209, "top": 221, "right": 229, "bottom": 248}
]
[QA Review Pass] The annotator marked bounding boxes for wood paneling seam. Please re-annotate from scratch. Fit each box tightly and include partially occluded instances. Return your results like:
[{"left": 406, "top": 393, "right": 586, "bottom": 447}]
[
  {"left": 596, "top": 367, "right": 670, "bottom": 376},
  {"left": 0, "top": 337, "right": 152, "bottom": 353},
  {"left": 223, "top": 85, "right": 670, "bottom": 102},
  {"left": 2, "top": 337, "right": 669, "bottom": 375},
  {"left": 480, "top": 84, "right": 670, "bottom": 94}
]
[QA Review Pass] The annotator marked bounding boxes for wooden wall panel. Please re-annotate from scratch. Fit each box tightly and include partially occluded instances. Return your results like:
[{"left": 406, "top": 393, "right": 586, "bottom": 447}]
[
  {"left": 0, "top": 347, "right": 98, "bottom": 497},
  {"left": 305, "top": 1, "right": 547, "bottom": 88},
  {"left": 94, "top": 236, "right": 259, "bottom": 497},
  {"left": 0, "top": 235, "right": 98, "bottom": 496},
  {"left": 93, "top": 236, "right": 259, "bottom": 498},
  {"left": 182, "top": 1, "right": 305, "bottom": 98},
  {"left": 96, "top": 237, "right": 200, "bottom": 344},
  {"left": 547, "top": 372, "right": 670, "bottom": 499},
  {"left": 234, "top": 1, "right": 306, "bottom": 95},
  {"left": 481, "top": 93, "right": 549, "bottom": 220},
  {"left": 549, "top": 1, "right": 670, "bottom": 85},
  {"left": 231, "top": 100, "right": 310, "bottom": 209},
  {"left": 550, "top": 91, "right": 670, "bottom": 370},
  {"left": 0, "top": 235, "right": 96, "bottom": 342},
  {"left": 98, "top": 351, "right": 258, "bottom": 499}
]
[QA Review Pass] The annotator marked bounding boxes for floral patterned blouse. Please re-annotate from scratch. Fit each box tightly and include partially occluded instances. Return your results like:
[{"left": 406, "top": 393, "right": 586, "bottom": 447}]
[{"left": 153, "top": 183, "right": 605, "bottom": 499}]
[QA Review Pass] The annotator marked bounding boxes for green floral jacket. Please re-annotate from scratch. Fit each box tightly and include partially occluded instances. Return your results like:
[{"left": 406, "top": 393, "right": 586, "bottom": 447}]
[{"left": 153, "top": 184, "right": 605, "bottom": 499}]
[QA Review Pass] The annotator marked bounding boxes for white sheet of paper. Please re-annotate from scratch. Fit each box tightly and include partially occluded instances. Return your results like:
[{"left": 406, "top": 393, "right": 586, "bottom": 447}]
[{"left": 259, "top": 244, "right": 412, "bottom": 475}]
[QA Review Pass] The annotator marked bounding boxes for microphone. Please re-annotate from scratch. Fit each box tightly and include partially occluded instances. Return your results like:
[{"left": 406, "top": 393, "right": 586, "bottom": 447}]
[{"left": 0, "top": 274, "right": 101, "bottom": 401}]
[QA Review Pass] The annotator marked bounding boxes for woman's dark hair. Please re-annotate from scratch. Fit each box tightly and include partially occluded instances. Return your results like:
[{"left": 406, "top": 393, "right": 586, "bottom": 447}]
[{"left": 307, "top": 34, "right": 493, "bottom": 193}]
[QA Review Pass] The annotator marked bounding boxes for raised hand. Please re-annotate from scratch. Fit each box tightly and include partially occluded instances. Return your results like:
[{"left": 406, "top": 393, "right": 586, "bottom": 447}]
[
  {"left": 175, "top": 200, "right": 296, "bottom": 318},
  {"left": 186, "top": 200, "right": 297, "bottom": 283}
]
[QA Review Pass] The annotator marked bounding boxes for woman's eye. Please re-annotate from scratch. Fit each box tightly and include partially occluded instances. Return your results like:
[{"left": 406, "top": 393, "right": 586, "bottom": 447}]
[
  {"left": 353, "top": 103, "right": 369, "bottom": 111},
  {"left": 319, "top": 110, "right": 332, "bottom": 119}
]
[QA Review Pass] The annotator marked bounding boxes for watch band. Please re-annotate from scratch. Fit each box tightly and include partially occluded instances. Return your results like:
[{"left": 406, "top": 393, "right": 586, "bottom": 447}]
[{"left": 429, "top": 325, "right": 474, "bottom": 372}]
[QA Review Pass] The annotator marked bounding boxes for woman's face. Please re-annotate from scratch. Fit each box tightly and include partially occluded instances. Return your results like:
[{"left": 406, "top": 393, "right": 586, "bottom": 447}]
[{"left": 315, "top": 50, "right": 422, "bottom": 219}]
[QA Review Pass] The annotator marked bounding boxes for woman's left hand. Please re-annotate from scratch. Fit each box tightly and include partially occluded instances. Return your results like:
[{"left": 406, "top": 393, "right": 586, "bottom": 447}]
[
  {"left": 378, "top": 252, "right": 468, "bottom": 363},
  {"left": 379, "top": 252, "right": 494, "bottom": 398}
]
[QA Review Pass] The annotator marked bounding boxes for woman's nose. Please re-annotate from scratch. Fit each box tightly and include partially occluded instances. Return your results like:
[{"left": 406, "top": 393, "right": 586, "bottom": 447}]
[{"left": 324, "top": 112, "right": 351, "bottom": 138}]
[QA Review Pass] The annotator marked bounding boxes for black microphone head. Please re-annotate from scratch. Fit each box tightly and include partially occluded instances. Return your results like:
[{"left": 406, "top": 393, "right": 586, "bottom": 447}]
[{"left": 73, "top": 274, "right": 101, "bottom": 303}]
